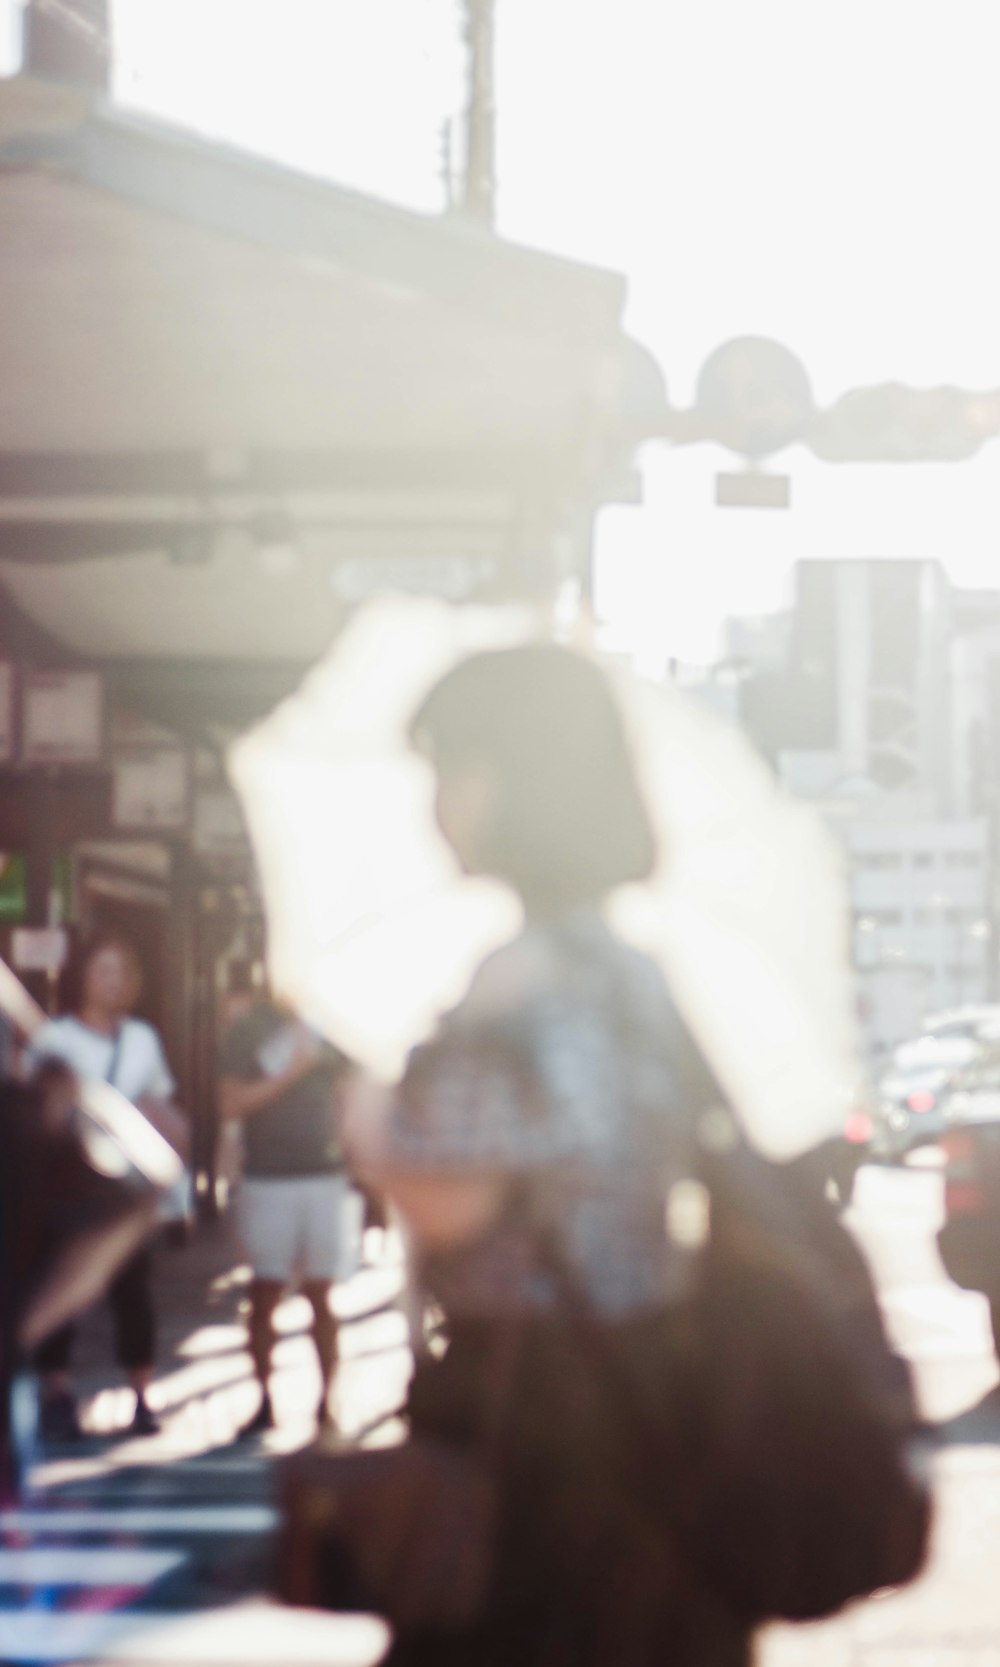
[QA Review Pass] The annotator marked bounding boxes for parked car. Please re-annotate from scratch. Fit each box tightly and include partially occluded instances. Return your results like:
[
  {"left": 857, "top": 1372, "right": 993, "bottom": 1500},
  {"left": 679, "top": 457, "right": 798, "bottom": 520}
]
[
  {"left": 936, "top": 1044, "right": 1000, "bottom": 1353},
  {"left": 828, "top": 1103, "right": 878, "bottom": 1204},
  {"left": 922, "top": 1004, "right": 1000, "bottom": 1045},
  {"left": 871, "top": 1034, "right": 979, "bottom": 1159}
]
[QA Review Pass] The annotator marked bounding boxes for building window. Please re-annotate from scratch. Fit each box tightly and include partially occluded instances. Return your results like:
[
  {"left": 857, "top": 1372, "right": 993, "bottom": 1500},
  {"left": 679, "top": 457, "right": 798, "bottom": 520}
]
[
  {"left": 912, "top": 852, "right": 935, "bottom": 868},
  {"left": 914, "top": 906, "right": 986, "bottom": 927},
  {"left": 944, "top": 852, "right": 982, "bottom": 869},
  {"left": 856, "top": 852, "right": 903, "bottom": 870},
  {"left": 854, "top": 911, "right": 906, "bottom": 935}
]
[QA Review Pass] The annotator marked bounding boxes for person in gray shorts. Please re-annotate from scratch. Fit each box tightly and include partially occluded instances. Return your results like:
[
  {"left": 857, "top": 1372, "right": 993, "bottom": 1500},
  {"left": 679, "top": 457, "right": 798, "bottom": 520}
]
[{"left": 218, "top": 997, "right": 352, "bottom": 1437}]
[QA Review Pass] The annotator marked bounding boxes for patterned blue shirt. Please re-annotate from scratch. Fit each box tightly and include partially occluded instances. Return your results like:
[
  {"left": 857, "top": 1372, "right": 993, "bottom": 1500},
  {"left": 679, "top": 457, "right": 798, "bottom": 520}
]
[{"left": 385, "top": 912, "right": 713, "bottom": 1317}]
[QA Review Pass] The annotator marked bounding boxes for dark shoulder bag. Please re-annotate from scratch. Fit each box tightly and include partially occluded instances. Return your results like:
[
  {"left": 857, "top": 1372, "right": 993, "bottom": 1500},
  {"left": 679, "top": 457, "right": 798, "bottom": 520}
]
[
  {"left": 678, "top": 1135, "right": 932, "bottom": 1622},
  {"left": 542, "top": 935, "right": 931, "bottom": 1624},
  {"left": 277, "top": 1311, "right": 523, "bottom": 1631},
  {"left": 536, "top": 1131, "right": 932, "bottom": 1625},
  {"left": 278, "top": 1436, "right": 495, "bottom": 1629}
]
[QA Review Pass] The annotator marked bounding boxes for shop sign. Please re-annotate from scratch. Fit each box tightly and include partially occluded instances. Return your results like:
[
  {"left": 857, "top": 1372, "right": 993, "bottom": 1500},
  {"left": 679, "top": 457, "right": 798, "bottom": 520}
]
[
  {"left": 0, "top": 852, "right": 27, "bottom": 921},
  {"left": 193, "top": 787, "right": 248, "bottom": 857},
  {"left": 329, "top": 556, "right": 497, "bottom": 602},
  {"left": 11, "top": 925, "right": 69, "bottom": 974},
  {"left": 0, "top": 853, "right": 73, "bottom": 925},
  {"left": 21, "top": 669, "right": 104, "bottom": 767},
  {"left": 112, "top": 748, "right": 190, "bottom": 832}
]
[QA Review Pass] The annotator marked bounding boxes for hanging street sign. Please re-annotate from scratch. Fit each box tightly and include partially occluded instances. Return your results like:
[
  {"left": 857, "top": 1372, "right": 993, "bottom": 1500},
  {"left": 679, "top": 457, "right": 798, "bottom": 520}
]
[
  {"left": 21, "top": 669, "right": 104, "bottom": 767},
  {"left": 112, "top": 748, "right": 190, "bottom": 833},
  {"left": 715, "top": 472, "right": 791, "bottom": 509}
]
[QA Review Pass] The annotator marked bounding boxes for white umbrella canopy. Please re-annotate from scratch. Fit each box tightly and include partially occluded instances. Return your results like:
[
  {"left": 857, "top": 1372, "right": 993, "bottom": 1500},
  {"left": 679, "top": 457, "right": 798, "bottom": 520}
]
[{"left": 229, "top": 597, "right": 865, "bottom": 1161}]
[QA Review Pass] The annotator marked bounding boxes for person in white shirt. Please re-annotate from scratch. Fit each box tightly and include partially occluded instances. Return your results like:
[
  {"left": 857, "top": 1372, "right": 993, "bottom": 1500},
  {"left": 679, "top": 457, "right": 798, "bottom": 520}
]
[{"left": 30, "top": 932, "right": 188, "bottom": 1441}]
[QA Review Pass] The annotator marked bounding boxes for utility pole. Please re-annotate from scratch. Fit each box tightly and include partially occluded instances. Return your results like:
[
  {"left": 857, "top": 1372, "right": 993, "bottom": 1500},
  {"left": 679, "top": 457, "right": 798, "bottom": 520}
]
[
  {"left": 459, "top": 0, "right": 496, "bottom": 225},
  {"left": 22, "top": 0, "right": 110, "bottom": 93}
]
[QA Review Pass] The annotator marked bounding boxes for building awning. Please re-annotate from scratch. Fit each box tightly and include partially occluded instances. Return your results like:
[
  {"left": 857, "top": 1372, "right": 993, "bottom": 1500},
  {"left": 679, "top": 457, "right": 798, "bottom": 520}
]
[{"left": 0, "top": 73, "right": 666, "bottom": 718}]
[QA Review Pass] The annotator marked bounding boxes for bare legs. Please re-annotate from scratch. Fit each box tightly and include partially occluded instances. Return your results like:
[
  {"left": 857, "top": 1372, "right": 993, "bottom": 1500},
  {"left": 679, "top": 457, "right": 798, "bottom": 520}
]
[
  {"left": 243, "top": 1277, "right": 338, "bottom": 1433},
  {"left": 247, "top": 1279, "right": 284, "bottom": 1393},
  {"left": 35, "top": 1245, "right": 160, "bottom": 1439},
  {"left": 303, "top": 1280, "right": 339, "bottom": 1424}
]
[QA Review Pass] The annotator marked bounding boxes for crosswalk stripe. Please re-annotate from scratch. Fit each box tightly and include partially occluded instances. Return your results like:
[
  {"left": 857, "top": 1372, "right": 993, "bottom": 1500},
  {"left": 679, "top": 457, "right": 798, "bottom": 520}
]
[
  {"left": 171, "top": 1457, "right": 270, "bottom": 1474},
  {"left": 0, "top": 1546, "right": 186, "bottom": 1585},
  {"left": 0, "top": 1606, "right": 388, "bottom": 1664},
  {"left": 882, "top": 1283, "right": 991, "bottom": 1325},
  {"left": 0, "top": 1506, "right": 277, "bottom": 1535}
]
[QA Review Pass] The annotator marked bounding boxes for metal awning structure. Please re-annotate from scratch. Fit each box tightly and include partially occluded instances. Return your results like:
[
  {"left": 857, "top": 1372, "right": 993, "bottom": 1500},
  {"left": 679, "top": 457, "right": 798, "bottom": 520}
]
[{"left": 0, "top": 72, "right": 666, "bottom": 732}]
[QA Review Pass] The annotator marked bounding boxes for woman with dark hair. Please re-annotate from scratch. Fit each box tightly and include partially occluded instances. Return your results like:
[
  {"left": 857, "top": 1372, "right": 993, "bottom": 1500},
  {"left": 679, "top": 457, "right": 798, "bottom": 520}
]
[
  {"left": 29, "top": 932, "right": 187, "bottom": 1441},
  {"left": 347, "top": 645, "right": 746, "bottom": 1666}
]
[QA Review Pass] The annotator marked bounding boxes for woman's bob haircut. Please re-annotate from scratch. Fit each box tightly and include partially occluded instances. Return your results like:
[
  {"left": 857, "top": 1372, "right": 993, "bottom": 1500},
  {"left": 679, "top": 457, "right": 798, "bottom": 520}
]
[
  {"left": 409, "top": 644, "right": 657, "bottom": 909},
  {"left": 58, "top": 930, "right": 142, "bottom": 1017}
]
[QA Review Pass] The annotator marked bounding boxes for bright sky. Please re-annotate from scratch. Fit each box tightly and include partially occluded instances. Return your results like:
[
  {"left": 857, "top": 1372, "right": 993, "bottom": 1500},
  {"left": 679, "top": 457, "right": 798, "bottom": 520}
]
[{"left": 10, "top": 0, "right": 1000, "bottom": 659}]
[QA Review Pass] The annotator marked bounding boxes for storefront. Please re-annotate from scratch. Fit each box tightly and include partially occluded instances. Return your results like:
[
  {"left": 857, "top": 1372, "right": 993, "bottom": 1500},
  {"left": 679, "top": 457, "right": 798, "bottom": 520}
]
[{"left": 0, "top": 65, "right": 667, "bottom": 1197}]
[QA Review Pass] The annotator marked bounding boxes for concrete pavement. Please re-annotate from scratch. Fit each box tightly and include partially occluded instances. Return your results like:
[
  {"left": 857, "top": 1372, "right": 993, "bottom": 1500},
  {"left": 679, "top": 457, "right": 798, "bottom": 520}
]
[
  {"left": 2, "top": 1213, "right": 404, "bottom": 1666},
  {"left": 761, "top": 1160, "right": 1000, "bottom": 1667},
  {"left": 4, "top": 1164, "right": 1000, "bottom": 1666}
]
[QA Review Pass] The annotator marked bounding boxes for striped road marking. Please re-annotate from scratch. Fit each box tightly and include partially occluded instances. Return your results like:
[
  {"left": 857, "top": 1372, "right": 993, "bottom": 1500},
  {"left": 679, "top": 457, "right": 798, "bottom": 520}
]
[
  {"left": 0, "top": 1506, "right": 277, "bottom": 1535},
  {"left": 0, "top": 1606, "right": 388, "bottom": 1664},
  {"left": 0, "top": 1546, "right": 185, "bottom": 1585}
]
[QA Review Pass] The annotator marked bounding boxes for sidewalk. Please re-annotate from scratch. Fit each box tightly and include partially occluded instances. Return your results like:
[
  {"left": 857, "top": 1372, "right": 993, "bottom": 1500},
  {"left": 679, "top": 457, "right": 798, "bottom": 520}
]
[
  {"left": 761, "top": 1402, "right": 1000, "bottom": 1666},
  {"left": 11, "top": 1209, "right": 405, "bottom": 1667},
  {"left": 763, "top": 1447, "right": 1000, "bottom": 1666},
  {"left": 44, "top": 1207, "right": 411, "bottom": 1480},
  {"left": 56, "top": 1216, "right": 1000, "bottom": 1666}
]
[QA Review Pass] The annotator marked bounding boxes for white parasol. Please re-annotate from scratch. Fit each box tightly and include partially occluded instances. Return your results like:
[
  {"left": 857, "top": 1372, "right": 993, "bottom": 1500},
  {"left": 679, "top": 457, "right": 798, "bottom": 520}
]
[{"left": 229, "top": 597, "right": 866, "bottom": 1162}]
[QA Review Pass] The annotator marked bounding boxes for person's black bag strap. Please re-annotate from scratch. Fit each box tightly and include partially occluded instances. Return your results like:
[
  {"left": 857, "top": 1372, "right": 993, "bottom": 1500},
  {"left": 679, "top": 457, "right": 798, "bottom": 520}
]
[{"left": 103, "top": 1024, "right": 125, "bottom": 1091}]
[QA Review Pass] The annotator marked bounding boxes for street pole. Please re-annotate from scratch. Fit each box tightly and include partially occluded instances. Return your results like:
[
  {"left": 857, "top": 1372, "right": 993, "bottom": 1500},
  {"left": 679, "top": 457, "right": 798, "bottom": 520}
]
[
  {"left": 459, "top": 0, "right": 496, "bottom": 225},
  {"left": 22, "top": 0, "right": 111, "bottom": 92},
  {"left": 24, "top": 770, "right": 57, "bottom": 1012}
]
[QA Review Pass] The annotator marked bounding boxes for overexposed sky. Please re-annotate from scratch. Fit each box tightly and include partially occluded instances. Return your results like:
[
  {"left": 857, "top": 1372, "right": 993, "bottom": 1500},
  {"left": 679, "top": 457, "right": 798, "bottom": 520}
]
[
  {"left": 108, "top": 0, "right": 1000, "bottom": 394},
  {"left": 10, "top": 0, "right": 1000, "bottom": 658},
  {"left": 490, "top": 1, "right": 1000, "bottom": 661}
]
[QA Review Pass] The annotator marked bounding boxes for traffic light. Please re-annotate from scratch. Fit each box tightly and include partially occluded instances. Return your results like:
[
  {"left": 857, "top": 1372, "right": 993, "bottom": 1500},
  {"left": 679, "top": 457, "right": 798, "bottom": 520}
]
[
  {"left": 693, "top": 337, "right": 814, "bottom": 460},
  {"left": 811, "top": 385, "right": 1000, "bottom": 463},
  {"left": 663, "top": 340, "right": 1000, "bottom": 465}
]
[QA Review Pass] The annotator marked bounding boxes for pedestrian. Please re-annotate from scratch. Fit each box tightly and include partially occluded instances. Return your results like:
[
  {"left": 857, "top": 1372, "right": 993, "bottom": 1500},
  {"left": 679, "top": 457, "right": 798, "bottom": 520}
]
[
  {"left": 342, "top": 644, "right": 752, "bottom": 1667},
  {"left": 217, "top": 992, "right": 353, "bottom": 1437},
  {"left": 215, "top": 963, "right": 263, "bottom": 1205},
  {"left": 29, "top": 931, "right": 188, "bottom": 1441},
  {"left": 1, "top": 1060, "right": 160, "bottom": 1498},
  {"left": 0, "top": 1010, "right": 15, "bottom": 1079}
]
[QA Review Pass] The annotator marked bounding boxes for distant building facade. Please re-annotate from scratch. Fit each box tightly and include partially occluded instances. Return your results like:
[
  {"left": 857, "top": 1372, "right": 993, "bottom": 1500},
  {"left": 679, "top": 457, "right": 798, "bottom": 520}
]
[{"left": 697, "top": 559, "right": 1000, "bottom": 1049}]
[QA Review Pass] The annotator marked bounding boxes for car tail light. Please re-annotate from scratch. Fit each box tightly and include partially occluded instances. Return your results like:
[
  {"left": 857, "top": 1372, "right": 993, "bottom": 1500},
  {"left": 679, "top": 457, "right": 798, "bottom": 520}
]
[
  {"left": 844, "top": 1110, "right": 873, "bottom": 1144},
  {"left": 941, "top": 1127, "right": 985, "bottom": 1212},
  {"left": 941, "top": 1128, "right": 975, "bottom": 1165},
  {"left": 945, "top": 1181, "right": 986, "bottom": 1214},
  {"left": 906, "top": 1089, "right": 937, "bottom": 1114}
]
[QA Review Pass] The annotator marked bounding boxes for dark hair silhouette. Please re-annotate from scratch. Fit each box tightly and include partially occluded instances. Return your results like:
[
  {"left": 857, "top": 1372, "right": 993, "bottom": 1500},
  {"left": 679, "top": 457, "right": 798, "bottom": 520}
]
[
  {"left": 58, "top": 932, "right": 142, "bottom": 1017},
  {"left": 410, "top": 644, "right": 656, "bottom": 910}
]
